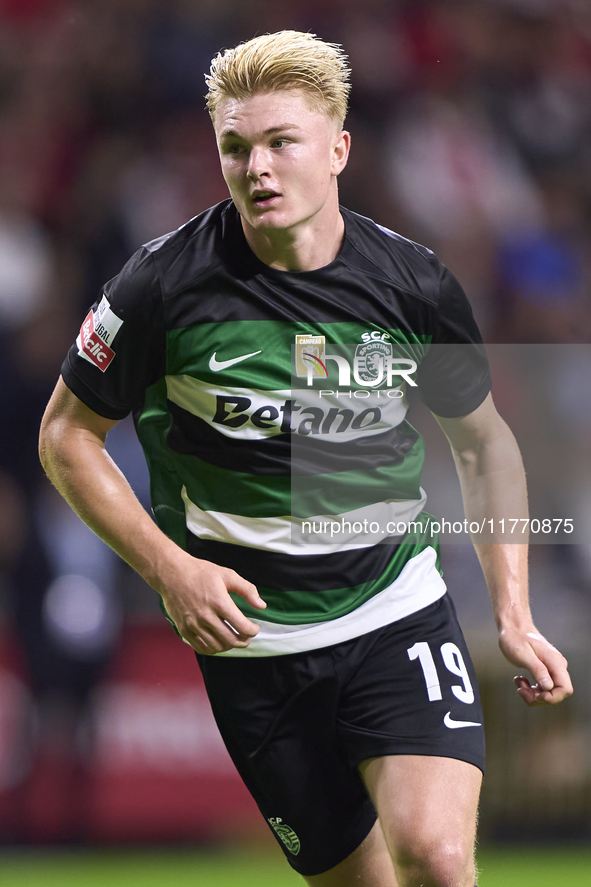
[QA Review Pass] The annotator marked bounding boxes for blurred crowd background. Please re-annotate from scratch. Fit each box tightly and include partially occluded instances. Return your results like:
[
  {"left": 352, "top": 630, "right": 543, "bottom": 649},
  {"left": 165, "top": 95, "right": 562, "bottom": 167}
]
[{"left": 0, "top": 0, "right": 590, "bottom": 852}]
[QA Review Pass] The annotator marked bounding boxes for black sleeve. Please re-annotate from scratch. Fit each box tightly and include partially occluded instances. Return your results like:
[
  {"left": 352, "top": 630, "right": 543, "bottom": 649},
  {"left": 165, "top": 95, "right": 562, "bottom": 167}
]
[
  {"left": 416, "top": 265, "right": 492, "bottom": 418},
  {"left": 61, "top": 247, "right": 166, "bottom": 419}
]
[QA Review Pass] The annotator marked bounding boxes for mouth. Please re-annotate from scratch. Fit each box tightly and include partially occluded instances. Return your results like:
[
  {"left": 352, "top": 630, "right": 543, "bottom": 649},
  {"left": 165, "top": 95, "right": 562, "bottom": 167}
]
[{"left": 251, "top": 190, "right": 281, "bottom": 207}]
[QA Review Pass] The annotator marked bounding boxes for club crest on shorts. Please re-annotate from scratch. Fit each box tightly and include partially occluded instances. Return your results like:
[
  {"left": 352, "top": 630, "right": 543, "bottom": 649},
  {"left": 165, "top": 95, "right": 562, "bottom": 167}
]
[
  {"left": 295, "top": 334, "right": 327, "bottom": 379},
  {"left": 268, "top": 817, "right": 301, "bottom": 855},
  {"left": 354, "top": 339, "right": 392, "bottom": 387}
]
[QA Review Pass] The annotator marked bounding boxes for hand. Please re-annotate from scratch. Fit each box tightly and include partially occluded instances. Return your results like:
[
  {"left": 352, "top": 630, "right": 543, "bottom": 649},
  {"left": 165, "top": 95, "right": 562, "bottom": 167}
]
[
  {"left": 498, "top": 626, "right": 573, "bottom": 706},
  {"left": 158, "top": 553, "right": 266, "bottom": 655}
]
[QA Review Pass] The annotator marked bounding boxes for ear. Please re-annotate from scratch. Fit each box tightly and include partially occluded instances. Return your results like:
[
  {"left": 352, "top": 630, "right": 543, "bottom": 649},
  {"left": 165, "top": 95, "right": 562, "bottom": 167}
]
[{"left": 331, "top": 130, "right": 351, "bottom": 176}]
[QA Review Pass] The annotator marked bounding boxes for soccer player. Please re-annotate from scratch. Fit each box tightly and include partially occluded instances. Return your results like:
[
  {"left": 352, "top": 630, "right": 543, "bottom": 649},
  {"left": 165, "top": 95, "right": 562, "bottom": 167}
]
[{"left": 39, "top": 31, "right": 572, "bottom": 887}]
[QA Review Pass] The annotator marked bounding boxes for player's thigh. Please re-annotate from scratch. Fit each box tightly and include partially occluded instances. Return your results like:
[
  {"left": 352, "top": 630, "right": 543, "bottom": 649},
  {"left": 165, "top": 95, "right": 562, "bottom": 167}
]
[
  {"left": 359, "top": 754, "right": 482, "bottom": 872},
  {"left": 303, "top": 819, "right": 399, "bottom": 887}
]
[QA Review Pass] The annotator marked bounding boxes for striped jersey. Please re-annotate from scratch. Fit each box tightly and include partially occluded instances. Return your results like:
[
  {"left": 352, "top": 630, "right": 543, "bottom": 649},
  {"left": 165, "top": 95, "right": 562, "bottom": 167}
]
[{"left": 62, "top": 200, "right": 491, "bottom": 655}]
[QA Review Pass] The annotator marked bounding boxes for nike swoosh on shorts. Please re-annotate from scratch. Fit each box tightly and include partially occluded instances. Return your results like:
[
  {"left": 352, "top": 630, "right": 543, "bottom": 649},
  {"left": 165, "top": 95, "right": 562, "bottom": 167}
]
[
  {"left": 443, "top": 711, "right": 482, "bottom": 729},
  {"left": 209, "top": 350, "right": 262, "bottom": 371}
]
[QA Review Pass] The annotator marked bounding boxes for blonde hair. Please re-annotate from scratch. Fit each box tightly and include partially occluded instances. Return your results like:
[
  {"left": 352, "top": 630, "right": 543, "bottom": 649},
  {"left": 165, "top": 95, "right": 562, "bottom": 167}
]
[{"left": 205, "top": 30, "right": 351, "bottom": 128}]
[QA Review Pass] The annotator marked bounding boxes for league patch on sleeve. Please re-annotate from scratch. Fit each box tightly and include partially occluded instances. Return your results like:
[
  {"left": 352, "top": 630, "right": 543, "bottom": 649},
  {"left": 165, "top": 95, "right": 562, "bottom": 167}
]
[{"left": 76, "top": 295, "right": 123, "bottom": 371}]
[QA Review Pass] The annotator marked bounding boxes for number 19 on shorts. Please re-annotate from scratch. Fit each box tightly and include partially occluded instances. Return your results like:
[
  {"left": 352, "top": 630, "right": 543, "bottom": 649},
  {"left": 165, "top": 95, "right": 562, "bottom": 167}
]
[{"left": 407, "top": 641, "right": 475, "bottom": 704}]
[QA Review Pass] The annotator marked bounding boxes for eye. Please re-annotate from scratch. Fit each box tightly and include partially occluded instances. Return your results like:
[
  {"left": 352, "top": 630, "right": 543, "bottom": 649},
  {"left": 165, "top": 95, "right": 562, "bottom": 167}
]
[
  {"left": 271, "top": 139, "right": 286, "bottom": 148},
  {"left": 223, "top": 143, "right": 245, "bottom": 155}
]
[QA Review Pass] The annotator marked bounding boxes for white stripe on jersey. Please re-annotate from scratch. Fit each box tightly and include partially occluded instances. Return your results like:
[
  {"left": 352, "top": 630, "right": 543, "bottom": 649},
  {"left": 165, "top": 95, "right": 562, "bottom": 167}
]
[
  {"left": 181, "top": 486, "right": 427, "bottom": 554},
  {"left": 215, "top": 547, "right": 446, "bottom": 656},
  {"left": 166, "top": 374, "right": 408, "bottom": 442}
]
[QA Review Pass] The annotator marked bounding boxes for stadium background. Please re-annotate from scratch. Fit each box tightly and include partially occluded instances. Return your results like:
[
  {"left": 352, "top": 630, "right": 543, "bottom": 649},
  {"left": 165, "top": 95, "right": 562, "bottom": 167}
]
[{"left": 0, "top": 0, "right": 590, "bottom": 883}]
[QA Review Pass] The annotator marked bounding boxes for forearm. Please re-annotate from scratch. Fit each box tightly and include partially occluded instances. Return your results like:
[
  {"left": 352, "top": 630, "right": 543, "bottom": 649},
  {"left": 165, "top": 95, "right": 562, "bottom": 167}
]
[
  {"left": 436, "top": 394, "right": 572, "bottom": 704},
  {"left": 448, "top": 415, "right": 534, "bottom": 630},
  {"left": 473, "top": 543, "right": 532, "bottom": 633}
]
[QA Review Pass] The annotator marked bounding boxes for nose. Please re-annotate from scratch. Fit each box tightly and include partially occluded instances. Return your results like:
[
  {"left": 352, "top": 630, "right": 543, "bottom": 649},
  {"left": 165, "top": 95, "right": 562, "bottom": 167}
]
[{"left": 247, "top": 146, "right": 271, "bottom": 181}]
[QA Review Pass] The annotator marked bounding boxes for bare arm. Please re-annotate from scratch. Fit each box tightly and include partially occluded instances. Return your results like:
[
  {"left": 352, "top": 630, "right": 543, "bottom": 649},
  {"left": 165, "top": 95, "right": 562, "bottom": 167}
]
[
  {"left": 39, "top": 377, "right": 266, "bottom": 655},
  {"left": 434, "top": 392, "right": 572, "bottom": 706}
]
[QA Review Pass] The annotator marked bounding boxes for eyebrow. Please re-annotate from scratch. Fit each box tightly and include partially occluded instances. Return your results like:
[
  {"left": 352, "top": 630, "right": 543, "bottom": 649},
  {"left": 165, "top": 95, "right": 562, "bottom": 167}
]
[{"left": 219, "top": 124, "right": 302, "bottom": 139}]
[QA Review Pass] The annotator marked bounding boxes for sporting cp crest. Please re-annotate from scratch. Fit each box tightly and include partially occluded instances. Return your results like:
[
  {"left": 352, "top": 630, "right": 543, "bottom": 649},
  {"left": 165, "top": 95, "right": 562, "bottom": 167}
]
[
  {"left": 354, "top": 339, "right": 393, "bottom": 387},
  {"left": 268, "top": 817, "right": 301, "bottom": 855}
]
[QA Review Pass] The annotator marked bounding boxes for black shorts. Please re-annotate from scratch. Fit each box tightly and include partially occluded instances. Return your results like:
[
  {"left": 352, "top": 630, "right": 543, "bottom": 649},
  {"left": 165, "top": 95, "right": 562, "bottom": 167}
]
[{"left": 196, "top": 593, "right": 485, "bottom": 877}]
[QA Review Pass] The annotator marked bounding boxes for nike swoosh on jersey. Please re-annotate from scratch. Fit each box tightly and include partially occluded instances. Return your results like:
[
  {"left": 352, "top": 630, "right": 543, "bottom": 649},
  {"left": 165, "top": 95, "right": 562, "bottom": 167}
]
[
  {"left": 443, "top": 711, "right": 482, "bottom": 729},
  {"left": 209, "top": 350, "right": 262, "bottom": 371}
]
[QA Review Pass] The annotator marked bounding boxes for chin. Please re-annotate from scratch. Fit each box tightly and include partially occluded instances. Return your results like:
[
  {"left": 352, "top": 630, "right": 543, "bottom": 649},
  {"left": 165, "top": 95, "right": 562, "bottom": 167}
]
[{"left": 249, "top": 213, "right": 290, "bottom": 231}]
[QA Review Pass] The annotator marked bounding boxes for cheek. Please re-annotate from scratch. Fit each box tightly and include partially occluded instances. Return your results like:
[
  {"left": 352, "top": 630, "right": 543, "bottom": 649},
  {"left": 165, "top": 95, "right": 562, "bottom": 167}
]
[
  {"left": 219, "top": 155, "right": 244, "bottom": 182},
  {"left": 221, "top": 169, "right": 246, "bottom": 201},
  {"left": 308, "top": 167, "right": 332, "bottom": 197},
  {"left": 312, "top": 149, "right": 336, "bottom": 187},
  {"left": 293, "top": 147, "right": 332, "bottom": 190}
]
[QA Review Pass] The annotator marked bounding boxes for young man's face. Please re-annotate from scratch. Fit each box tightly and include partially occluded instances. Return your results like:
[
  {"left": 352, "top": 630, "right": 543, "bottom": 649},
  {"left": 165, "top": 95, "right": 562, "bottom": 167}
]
[{"left": 214, "top": 89, "right": 350, "bottom": 238}]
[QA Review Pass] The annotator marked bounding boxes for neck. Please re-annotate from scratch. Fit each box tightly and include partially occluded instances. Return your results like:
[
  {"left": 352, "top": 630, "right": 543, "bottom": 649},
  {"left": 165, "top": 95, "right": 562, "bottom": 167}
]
[{"left": 241, "top": 203, "right": 345, "bottom": 272}]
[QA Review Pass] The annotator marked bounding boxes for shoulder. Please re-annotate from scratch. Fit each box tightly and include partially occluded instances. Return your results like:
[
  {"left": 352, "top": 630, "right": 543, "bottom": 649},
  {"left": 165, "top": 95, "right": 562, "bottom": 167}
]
[
  {"left": 135, "top": 199, "right": 234, "bottom": 297},
  {"left": 341, "top": 208, "right": 442, "bottom": 304}
]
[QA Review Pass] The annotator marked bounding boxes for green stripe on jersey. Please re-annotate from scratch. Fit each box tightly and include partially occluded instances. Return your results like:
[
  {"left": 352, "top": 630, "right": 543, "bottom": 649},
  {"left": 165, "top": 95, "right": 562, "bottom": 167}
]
[
  {"left": 176, "top": 435, "right": 423, "bottom": 519},
  {"left": 166, "top": 320, "right": 430, "bottom": 390},
  {"left": 291, "top": 438, "right": 424, "bottom": 517},
  {"left": 178, "top": 453, "right": 290, "bottom": 517}
]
